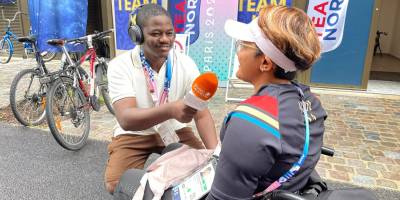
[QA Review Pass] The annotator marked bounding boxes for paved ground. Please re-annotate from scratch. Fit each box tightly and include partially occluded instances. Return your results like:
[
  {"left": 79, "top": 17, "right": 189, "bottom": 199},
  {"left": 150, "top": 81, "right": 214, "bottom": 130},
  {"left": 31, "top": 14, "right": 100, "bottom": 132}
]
[
  {"left": 317, "top": 91, "right": 400, "bottom": 190},
  {"left": 2, "top": 122, "right": 399, "bottom": 200},
  {"left": 0, "top": 122, "right": 111, "bottom": 200},
  {"left": 1, "top": 58, "right": 400, "bottom": 197}
]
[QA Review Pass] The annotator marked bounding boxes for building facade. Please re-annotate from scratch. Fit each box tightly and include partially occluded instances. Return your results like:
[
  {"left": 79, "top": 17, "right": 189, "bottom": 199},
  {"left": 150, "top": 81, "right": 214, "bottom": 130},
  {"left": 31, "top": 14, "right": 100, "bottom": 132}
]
[{"left": 7, "top": 0, "right": 397, "bottom": 90}]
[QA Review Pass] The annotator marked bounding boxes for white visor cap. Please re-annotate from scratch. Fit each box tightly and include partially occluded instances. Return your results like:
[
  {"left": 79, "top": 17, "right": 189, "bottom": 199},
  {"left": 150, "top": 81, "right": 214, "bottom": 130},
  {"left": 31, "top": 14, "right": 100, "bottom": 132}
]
[{"left": 224, "top": 17, "right": 296, "bottom": 72}]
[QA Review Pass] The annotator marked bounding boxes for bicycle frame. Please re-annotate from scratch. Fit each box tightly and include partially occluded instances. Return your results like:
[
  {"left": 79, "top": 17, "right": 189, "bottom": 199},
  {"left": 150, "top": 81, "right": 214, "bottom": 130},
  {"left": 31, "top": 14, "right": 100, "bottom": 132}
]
[
  {"left": 61, "top": 35, "right": 98, "bottom": 99},
  {"left": 78, "top": 47, "right": 97, "bottom": 98},
  {"left": 32, "top": 40, "right": 47, "bottom": 75}
]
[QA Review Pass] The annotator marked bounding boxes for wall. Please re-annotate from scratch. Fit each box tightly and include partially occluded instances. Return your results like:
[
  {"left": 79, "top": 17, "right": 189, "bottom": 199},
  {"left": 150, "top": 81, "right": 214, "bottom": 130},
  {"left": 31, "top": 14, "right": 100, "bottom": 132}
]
[
  {"left": 292, "top": 0, "right": 307, "bottom": 10},
  {"left": 101, "top": 0, "right": 115, "bottom": 58},
  {"left": 377, "top": 0, "right": 398, "bottom": 54},
  {"left": 390, "top": 0, "right": 400, "bottom": 59}
]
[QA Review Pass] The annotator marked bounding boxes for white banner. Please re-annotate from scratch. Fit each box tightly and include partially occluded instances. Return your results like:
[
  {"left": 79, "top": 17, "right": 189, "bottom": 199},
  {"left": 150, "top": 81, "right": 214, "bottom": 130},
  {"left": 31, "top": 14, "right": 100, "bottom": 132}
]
[{"left": 307, "top": 0, "right": 349, "bottom": 52}]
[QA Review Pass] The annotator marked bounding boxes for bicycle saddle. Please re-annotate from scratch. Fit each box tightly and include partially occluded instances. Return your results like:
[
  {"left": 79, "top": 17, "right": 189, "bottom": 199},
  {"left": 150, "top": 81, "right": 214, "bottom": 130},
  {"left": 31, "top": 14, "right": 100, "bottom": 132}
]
[
  {"left": 47, "top": 39, "right": 65, "bottom": 46},
  {"left": 18, "top": 36, "right": 36, "bottom": 43}
]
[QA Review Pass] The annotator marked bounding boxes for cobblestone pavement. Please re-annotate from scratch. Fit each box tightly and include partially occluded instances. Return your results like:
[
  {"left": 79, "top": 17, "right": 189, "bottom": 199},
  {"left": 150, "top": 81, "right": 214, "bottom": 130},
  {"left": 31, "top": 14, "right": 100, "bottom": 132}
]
[{"left": 1, "top": 58, "right": 400, "bottom": 192}]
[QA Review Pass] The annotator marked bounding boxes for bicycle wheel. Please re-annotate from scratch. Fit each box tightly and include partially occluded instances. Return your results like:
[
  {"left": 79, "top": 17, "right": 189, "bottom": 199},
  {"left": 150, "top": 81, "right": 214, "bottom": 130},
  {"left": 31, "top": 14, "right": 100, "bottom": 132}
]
[
  {"left": 96, "top": 62, "right": 114, "bottom": 115},
  {"left": 0, "top": 39, "right": 12, "bottom": 64},
  {"left": 46, "top": 76, "right": 90, "bottom": 151},
  {"left": 9, "top": 69, "right": 47, "bottom": 126},
  {"left": 41, "top": 51, "right": 57, "bottom": 62}
]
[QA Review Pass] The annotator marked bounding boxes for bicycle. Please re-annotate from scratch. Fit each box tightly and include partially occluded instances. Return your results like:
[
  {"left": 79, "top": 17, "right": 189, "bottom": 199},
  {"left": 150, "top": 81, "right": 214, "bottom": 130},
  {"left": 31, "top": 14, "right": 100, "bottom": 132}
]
[
  {"left": 9, "top": 33, "right": 76, "bottom": 126},
  {"left": 9, "top": 35, "right": 51, "bottom": 126},
  {"left": 0, "top": 6, "right": 56, "bottom": 64},
  {"left": 45, "top": 29, "right": 114, "bottom": 151}
]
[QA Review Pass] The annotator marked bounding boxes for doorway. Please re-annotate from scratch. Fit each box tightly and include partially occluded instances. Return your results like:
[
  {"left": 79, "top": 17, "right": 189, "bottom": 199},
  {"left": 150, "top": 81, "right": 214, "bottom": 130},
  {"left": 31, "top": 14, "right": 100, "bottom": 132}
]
[
  {"left": 87, "top": 0, "right": 110, "bottom": 58},
  {"left": 87, "top": 0, "right": 103, "bottom": 34},
  {"left": 368, "top": 0, "right": 400, "bottom": 94}
]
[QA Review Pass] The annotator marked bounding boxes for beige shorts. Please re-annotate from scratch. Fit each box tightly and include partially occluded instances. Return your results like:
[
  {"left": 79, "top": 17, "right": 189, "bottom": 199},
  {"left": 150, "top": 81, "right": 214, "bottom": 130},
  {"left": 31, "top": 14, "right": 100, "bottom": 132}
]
[{"left": 104, "top": 127, "right": 204, "bottom": 185}]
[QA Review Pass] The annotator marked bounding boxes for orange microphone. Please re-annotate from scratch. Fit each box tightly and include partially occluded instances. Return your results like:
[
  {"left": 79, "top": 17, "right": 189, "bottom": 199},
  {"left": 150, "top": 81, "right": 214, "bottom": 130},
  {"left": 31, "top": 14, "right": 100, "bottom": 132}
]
[{"left": 184, "top": 72, "right": 218, "bottom": 110}]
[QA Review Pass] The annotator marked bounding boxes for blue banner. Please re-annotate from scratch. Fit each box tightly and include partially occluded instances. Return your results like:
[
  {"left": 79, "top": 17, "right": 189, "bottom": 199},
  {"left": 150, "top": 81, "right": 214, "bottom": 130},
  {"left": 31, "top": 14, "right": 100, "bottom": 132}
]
[
  {"left": 28, "top": 0, "right": 88, "bottom": 52},
  {"left": 310, "top": 0, "right": 375, "bottom": 87},
  {"left": 168, "top": 0, "right": 201, "bottom": 44},
  {"left": 0, "top": 0, "right": 16, "bottom": 4},
  {"left": 237, "top": 0, "right": 292, "bottom": 23},
  {"left": 113, "top": 0, "right": 162, "bottom": 50}
]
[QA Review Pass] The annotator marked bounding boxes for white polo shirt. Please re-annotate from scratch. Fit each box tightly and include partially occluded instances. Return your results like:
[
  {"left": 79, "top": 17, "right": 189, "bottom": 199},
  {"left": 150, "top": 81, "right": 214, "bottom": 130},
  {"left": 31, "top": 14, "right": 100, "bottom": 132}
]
[{"left": 107, "top": 46, "right": 200, "bottom": 137}]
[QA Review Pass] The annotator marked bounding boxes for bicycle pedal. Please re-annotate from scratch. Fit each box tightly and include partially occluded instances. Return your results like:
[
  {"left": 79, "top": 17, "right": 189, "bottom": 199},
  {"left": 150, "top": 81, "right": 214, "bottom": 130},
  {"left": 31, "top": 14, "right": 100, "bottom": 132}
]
[{"left": 90, "top": 96, "right": 101, "bottom": 111}]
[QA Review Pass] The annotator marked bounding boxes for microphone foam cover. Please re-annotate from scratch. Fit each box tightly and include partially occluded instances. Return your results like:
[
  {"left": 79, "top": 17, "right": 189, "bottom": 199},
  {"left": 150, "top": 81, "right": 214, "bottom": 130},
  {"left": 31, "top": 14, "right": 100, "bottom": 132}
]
[{"left": 191, "top": 72, "right": 218, "bottom": 101}]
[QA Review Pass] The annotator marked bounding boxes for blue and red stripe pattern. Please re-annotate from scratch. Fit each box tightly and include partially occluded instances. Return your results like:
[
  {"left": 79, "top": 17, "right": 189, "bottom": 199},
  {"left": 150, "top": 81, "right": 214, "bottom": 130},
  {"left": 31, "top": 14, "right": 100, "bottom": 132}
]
[{"left": 229, "top": 95, "right": 280, "bottom": 139}]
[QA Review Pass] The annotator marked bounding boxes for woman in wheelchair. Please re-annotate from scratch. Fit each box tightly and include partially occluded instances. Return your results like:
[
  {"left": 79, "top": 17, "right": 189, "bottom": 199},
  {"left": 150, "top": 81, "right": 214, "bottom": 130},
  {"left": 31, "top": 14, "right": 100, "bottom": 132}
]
[{"left": 206, "top": 5, "right": 326, "bottom": 200}]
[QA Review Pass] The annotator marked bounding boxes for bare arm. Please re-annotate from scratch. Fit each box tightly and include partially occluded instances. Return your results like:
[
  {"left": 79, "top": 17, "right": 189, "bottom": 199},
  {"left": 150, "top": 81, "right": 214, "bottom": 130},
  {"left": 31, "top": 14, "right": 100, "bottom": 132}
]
[
  {"left": 194, "top": 108, "right": 218, "bottom": 149},
  {"left": 113, "top": 97, "right": 197, "bottom": 131}
]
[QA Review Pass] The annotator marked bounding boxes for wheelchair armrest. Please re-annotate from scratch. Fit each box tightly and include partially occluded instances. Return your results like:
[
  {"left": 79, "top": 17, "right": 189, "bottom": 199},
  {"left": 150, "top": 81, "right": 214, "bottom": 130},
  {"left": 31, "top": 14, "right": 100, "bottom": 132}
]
[
  {"left": 162, "top": 143, "right": 183, "bottom": 154},
  {"left": 321, "top": 146, "right": 334, "bottom": 157},
  {"left": 269, "top": 190, "right": 308, "bottom": 200}
]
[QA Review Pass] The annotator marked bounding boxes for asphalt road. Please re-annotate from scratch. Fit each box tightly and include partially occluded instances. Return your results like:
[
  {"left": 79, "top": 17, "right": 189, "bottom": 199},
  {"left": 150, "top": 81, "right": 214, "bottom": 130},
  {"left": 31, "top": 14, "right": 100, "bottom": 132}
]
[
  {"left": 0, "top": 122, "right": 399, "bottom": 200},
  {"left": 0, "top": 122, "right": 111, "bottom": 200}
]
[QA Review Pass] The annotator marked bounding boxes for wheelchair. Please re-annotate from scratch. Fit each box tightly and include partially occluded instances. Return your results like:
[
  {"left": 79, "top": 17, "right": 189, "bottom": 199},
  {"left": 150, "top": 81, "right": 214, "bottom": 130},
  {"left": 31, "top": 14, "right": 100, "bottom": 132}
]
[{"left": 113, "top": 144, "right": 377, "bottom": 200}]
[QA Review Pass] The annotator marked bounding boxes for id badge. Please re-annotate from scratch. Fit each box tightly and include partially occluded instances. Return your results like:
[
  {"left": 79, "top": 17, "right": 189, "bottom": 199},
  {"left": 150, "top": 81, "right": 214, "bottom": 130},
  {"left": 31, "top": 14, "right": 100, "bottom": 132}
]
[
  {"left": 171, "top": 159, "right": 216, "bottom": 200},
  {"left": 157, "top": 120, "right": 180, "bottom": 146}
]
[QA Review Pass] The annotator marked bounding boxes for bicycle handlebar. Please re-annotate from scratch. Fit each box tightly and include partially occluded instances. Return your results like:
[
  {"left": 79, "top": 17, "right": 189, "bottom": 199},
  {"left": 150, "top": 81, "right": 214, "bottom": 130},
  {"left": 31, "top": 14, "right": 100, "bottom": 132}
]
[
  {"left": 11, "top": 11, "right": 21, "bottom": 21},
  {"left": 66, "top": 29, "right": 114, "bottom": 44},
  {"left": 1, "top": 9, "right": 26, "bottom": 25}
]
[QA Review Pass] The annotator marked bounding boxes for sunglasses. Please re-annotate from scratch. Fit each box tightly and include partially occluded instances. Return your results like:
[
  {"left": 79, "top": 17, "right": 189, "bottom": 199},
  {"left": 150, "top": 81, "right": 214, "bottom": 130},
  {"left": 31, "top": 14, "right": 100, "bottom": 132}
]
[{"left": 235, "top": 40, "right": 260, "bottom": 52}]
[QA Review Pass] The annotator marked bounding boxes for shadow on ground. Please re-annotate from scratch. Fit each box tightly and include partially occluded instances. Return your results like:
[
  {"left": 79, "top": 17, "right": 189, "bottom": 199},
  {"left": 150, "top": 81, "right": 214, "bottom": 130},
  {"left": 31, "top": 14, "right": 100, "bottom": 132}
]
[{"left": 327, "top": 180, "right": 400, "bottom": 200}]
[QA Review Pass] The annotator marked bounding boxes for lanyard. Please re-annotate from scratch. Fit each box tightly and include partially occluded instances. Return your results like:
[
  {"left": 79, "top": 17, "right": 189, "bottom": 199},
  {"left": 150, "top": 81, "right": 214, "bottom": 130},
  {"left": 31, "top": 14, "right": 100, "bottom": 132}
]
[
  {"left": 140, "top": 48, "right": 172, "bottom": 105},
  {"left": 253, "top": 84, "right": 310, "bottom": 198}
]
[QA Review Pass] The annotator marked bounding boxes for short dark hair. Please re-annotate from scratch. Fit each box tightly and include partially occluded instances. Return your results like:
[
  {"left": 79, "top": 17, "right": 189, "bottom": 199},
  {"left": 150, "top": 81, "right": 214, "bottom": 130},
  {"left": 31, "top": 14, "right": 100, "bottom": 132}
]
[
  {"left": 273, "top": 66, "right": 296, "bottom": 80},
  {"left": 254, "top": 45, "right": 305, "bottom": 80},
  {"left": 273, "top": 46, "right": 308, "bottom": 80},
  {"left": 132, "top": 4, "right": 172, "bottom": 29}
]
